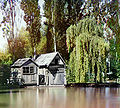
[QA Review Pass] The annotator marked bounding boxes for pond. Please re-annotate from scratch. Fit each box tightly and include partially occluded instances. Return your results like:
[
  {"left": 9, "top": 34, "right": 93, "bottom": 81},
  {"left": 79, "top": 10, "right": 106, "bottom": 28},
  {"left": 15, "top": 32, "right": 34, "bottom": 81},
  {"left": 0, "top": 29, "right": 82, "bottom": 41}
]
[{"left": 0, "top": 87, "right": 120, "bottom": 108}]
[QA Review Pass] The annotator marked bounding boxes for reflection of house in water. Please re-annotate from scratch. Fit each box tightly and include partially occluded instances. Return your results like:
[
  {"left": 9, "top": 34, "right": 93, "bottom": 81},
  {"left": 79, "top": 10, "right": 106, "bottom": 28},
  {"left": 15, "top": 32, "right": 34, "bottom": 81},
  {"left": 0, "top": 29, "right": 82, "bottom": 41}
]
[
  {"left": 11, "top": 52, "right": 66, "bottom": 86},
  {"left": 36, "top": 87, "right": 67, "bottom": 108}
]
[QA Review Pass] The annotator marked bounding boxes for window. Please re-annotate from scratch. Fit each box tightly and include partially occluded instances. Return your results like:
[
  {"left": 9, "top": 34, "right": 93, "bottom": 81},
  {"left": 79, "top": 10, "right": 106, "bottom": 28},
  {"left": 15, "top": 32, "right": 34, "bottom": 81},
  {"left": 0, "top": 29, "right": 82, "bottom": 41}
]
[
  {"left": 55, "top": 59, "right": 58, "bottom": 64},
  {"left": 23, "top": 67, "right": 34, "bottom": 74},
  {"left": 30, "top": 67, "right": 34, "bottom": 73},
  {"left": 23, "top": 67, "right": 29, "bottom": 73}
]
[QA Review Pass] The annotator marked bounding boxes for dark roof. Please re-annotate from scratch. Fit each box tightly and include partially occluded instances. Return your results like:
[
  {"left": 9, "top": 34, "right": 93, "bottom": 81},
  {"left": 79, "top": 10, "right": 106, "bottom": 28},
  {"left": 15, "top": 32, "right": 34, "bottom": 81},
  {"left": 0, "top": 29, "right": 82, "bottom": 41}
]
[
  {"left": 11, "top": 52, "right": 65, "bottom": 68},
  {"left": 35, "top": 52, "right": 65, "bottom": 67},
  {"left": 11, "top": 58, "right": 37, "bottom": 68}
]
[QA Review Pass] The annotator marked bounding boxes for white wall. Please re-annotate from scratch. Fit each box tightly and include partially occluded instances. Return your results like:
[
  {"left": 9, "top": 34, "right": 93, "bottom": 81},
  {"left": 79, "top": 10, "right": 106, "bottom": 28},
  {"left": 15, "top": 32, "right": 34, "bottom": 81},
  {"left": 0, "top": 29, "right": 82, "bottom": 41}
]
[
  {"left": 11, "top": 62, "right": 38, "bottom": 84},
  {"left": 22, "top": 62, "right": 38, "bottom": 84}
]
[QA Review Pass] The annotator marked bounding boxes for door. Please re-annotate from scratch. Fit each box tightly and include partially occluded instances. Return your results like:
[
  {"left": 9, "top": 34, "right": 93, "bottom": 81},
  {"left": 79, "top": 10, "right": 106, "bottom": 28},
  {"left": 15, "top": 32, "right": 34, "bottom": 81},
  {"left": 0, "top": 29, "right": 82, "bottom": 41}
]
[{"left": 39, "top": 75, "right": 45, "bottom": 85}]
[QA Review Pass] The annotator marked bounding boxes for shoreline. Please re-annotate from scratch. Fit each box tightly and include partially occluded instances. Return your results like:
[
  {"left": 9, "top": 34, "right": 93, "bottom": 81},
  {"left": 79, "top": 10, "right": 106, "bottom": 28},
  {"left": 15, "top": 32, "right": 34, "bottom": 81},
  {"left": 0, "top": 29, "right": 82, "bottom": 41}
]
[
  {"left": 0, "top": 82, "right": 120, "bottom": 91},
  {"left": 65, "top": 83, "right": 120, "bottom": 87}
]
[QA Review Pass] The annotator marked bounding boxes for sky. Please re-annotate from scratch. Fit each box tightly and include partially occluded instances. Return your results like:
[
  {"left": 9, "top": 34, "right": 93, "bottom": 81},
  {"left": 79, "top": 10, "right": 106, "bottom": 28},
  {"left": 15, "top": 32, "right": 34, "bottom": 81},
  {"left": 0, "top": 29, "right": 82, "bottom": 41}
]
[{"left": 0, "top": 0, "right": 45, "bottom": 52}]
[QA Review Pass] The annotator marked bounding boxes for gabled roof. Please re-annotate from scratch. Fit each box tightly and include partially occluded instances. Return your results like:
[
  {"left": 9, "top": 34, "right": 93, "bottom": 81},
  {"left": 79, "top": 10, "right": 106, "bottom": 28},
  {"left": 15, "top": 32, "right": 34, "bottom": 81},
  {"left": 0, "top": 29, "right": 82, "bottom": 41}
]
[
  {"left": 35, "top": 52, "right": 65, "bottom": 67},
  {"left": 11, "top": 52, "right": 65, "bottom": 68},
  {"left": 11, "top": 58, "right": 37, "bottom": 68}
]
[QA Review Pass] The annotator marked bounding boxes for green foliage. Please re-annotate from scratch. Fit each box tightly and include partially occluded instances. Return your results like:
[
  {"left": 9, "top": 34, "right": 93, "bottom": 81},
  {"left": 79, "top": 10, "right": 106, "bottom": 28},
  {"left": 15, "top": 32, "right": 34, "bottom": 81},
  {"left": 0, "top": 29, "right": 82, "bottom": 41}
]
[
  {"left": 21, "top": 0, "right": 41, "bottom": 55},
  {"left": 65, "top": 0, "right": 83, "bottom": 24},
  {"left": 87, "top": 0, "right": 120, "bottom": 80},
  {"left": 66, "top": 48, "right": 76, "bottom": 83},
  {"left": 43, "top": 0, "right": 55, "bottom": 53},
  {"left": 7, "top": 28, "right": 31, "bottom": 60},
  {"left": 36, "top": 36, "right": 47, "bottom": 54},
  {"left": 0, "top": 51, "right": 12, "bottom": 86},
  {"left": 43, "top": 0, "right": 84, "bottom": 59},
  {"left": 0, "top": 64, "right": 11, "bottom": 85},
  {"left": 66, "top": 18, "right": 103, "bottom": 53},
  {"left": 105, "top": 1, "right": 120, "bottom": 80},
  {"left": 66, "top": 18, "right": 109, "bottom": 83},
  {"left": 8, "top": 37, "right": 26, "bottom": 60},
  {"left": 109, "top": 38, "right": 120, "bottom": 80},
  {"left": 0, "top": 51, "right": 12, "bottom": 65},
  {"left": 18, "top": 28, "right": 32, "bottom": 57}
]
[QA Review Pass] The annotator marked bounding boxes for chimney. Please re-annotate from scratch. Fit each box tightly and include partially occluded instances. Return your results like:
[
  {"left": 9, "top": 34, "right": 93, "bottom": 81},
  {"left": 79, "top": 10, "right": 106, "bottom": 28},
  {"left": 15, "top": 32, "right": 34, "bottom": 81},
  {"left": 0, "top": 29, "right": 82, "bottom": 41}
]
[{"left": 33, "top": 47, "right": 36, "bottom": 60}]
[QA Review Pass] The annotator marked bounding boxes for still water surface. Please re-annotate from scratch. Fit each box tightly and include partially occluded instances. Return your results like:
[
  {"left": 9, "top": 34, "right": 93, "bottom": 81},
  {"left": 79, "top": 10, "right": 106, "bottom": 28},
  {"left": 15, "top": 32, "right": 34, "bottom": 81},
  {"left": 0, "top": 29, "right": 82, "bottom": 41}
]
[{"left": 0, "top": 87, "right": 120, "bottom": 108}]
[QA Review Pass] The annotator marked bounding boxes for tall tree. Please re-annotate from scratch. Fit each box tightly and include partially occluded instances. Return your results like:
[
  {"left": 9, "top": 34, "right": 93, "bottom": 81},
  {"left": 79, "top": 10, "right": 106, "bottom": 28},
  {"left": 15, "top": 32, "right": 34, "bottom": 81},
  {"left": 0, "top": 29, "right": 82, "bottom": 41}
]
[
  {"left": 54, "top": 0, "right": 84, "bottom": 59},
  {"left": 43, "top": 0, "right": 83, "bottom": 59},
  {"left": 81, "top": 0, "right": 120, "bottom": 80},
  {"left": 66, "top": 18, "right": 109, "bottom": 83},
  {"left": 53, "top": 0, "right": 68, "bottom": 59},
  {"left": 8, "top": 28, "right": 31, "bottom": 61},
  {"left": 106, "top": 0, "right": 120, "bottom": 79},
  {"left": 21, "top": 0, "right": 41, "bottom": 55},
  {"left": 0, "top": 0, "right": 24, "bottom": 60},
  {"left": 43, "top": 0, "right": 54, "bottom": 53}
]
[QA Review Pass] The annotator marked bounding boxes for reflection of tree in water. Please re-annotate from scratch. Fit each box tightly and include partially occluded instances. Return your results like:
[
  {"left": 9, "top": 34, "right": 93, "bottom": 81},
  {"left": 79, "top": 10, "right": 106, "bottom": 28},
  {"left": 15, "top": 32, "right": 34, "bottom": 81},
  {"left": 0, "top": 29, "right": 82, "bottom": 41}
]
[{"left": 0, "top": 103, "right": 9, "bottom": 107}]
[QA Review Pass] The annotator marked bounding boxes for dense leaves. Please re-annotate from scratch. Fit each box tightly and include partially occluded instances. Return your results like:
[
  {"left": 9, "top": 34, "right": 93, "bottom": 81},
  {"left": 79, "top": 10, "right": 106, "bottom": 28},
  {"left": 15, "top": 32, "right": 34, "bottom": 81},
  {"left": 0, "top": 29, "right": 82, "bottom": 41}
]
[
  {"left": 21, "top": 0, "right": 41, "bottom": 55},
  {"left": 8, "top": 33, "right": 28, "bottom": 60},
  {"left": 43, "top": 0, "right": 84, "bottom": 59},
  {"left": 43, "top": 0, "right": 54, "bottom": 53},
  {"left": 0, "top": 64, "right": 11, "bottom": 85},
  {"left": 66, "top": 18, "right": 109, "bottom": 83},
  {"left": 0, "top": 51, "right": 12, "bottom": 85}
]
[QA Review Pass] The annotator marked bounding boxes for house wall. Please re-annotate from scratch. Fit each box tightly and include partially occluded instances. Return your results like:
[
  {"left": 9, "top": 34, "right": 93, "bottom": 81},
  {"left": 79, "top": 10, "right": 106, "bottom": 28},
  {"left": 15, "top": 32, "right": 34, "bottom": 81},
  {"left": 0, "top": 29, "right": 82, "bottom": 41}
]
[
  {"left": 11, "top": 62, "right": 38, "bottom": 85},
  {"left": 49, "top": 68, "right": 65, "bottom": 85},
  {"left": 37, "top": 53, "right": 66, "bottom": 86},
  {"left": 22, "top": 62, "right": 37, "bottom": 84},
  {"left": 37, "top": 68, "right": 49, "bottom": 85},
  {"left": 22, "top": 74, "right": 37, "bottom": 84},
  {"left": 37, "top": 67, "right": 66, "bottom": 86},
  {"left": 48, "top": 54, "right": 66, "bottom": 85}
]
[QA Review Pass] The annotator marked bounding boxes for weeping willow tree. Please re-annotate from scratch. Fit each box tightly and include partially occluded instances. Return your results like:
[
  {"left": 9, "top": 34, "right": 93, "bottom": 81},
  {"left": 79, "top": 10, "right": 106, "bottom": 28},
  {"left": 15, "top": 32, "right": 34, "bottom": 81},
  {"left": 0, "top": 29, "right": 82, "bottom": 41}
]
[{"left": 66, "top": 18, "right": 109, "bottom": 83}]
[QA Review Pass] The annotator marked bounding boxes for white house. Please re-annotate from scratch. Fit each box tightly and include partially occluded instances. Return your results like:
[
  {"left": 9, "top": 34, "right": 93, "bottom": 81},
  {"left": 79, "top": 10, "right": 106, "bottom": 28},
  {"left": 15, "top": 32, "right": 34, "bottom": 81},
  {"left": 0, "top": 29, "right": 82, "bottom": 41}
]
[{"left": 11, "top": 52, "right": 66, "bottom": 86}]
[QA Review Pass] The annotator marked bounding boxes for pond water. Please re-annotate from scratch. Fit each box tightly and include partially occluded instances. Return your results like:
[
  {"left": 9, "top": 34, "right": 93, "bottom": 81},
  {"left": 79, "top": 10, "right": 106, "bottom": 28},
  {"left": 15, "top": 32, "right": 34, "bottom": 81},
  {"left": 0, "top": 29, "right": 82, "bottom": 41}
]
[{"left": 0, "top": 87, "right": 120, "bottom": 108}]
